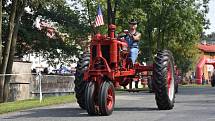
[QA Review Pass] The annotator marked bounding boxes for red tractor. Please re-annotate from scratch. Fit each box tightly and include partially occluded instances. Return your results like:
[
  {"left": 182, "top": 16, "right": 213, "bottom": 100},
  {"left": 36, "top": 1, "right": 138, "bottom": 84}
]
[{"left": 74, "top": 1, "right": 176, "bottom": 116}]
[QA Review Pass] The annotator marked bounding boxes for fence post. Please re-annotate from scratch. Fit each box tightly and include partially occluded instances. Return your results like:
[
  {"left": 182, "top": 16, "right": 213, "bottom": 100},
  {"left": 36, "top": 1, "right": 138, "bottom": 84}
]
[
  {"left": 39, "top": 71, "right": 42, "bottom": 102},
  {"left": 36, "top": 69, "right": 43, "bottom": 103}
]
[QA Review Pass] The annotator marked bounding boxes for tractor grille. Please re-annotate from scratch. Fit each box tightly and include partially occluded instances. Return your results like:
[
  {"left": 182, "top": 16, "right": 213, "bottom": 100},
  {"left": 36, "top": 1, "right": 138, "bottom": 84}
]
[
  {"left": 92, "top": 45, "right": 110, "bottom": 63},
  {"left": 101, "top": 45, "right": 110, "bottom": 63},
  {"left": 92, "top": 45, "right": 97, "bottom": 60}
]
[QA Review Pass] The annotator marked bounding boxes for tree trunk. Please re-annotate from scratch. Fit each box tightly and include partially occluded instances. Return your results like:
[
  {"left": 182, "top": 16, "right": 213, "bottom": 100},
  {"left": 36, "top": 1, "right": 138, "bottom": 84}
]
[
  {"left": 146, "top": 14, "right": 153, "bottom": 65},
  {"left": 112, "top": 0, "right": 119, "bottom": 25},
  {"left": 3, "top": 0, "right": 26, "bottom": 102},
  {"left": 0, "top": 0, "right": 17, "bottom": 102},
  {"left": 157, "top": 2, "right": 164, "bottom": 51},
  {"left": 157, "top": 14, "right": 162, "bottom": 51},
  {"left": 3, "top": 25, "right": 18, "bottom": 102},
  {"left": 161, "top": 29, "right": 165, "bottom": 50},
  {"left": 157, "top": 29, "right": 161, "bottom": 50},
  {"left": 0, "top": 0, "right": 2, "bottom": 64},
  {"left": 0, "top": 0, "right": 3, "bottom": 102}
]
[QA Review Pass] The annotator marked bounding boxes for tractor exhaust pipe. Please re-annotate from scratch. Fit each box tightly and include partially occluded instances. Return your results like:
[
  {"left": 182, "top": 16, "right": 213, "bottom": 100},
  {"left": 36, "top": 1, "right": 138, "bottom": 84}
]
[{"left": 107, "top": 0, "right": 119, "bottom": 38}]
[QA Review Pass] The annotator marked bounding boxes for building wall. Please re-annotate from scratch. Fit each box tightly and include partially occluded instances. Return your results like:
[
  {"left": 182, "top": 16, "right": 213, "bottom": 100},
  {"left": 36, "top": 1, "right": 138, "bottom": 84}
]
[{"left": 203, "top": 53, "right": 215, "bottom": 81}]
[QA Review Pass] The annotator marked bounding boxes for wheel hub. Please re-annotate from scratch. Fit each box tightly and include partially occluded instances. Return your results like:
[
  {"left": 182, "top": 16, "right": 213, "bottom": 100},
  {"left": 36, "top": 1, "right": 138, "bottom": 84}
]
[
  {"left": 107, "top": 88, "right": 114, "bottom": 110},
  {"left": 167, "top": 62, "right": 174, "bottom": 101}
]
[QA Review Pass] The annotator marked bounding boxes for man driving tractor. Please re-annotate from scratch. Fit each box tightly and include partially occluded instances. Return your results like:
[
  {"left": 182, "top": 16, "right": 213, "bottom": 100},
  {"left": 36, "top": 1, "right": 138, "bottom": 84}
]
[{"left": 124, "top": 19, "right": 141, "bottom": 64}]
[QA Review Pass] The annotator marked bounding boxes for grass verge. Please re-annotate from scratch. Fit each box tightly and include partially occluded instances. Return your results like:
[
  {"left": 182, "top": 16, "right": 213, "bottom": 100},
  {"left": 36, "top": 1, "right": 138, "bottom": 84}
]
[
  {"left": 0, "top": 94, "right": 75, "bottom": 114},
  {"left": 180, "top": 84, "right": 211, "bottom": 88}
]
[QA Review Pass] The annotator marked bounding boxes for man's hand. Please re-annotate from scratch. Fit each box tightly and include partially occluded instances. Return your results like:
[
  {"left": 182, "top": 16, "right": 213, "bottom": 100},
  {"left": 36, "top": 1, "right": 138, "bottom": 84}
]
[{"left": 132, "top": 33, "right": 141, "bottom": 41}]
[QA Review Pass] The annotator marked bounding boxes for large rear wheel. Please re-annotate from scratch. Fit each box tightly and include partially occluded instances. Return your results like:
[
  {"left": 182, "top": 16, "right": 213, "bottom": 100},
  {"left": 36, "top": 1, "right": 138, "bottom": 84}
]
[
  {"left": 98, "top": 81, "right": 115, "bottom": 116},
  {"left": 153, "top": 50, "right": 175, "bottom": 110},
  {"left": 74, "top": 52, "right": 90, "bottom": 109}
]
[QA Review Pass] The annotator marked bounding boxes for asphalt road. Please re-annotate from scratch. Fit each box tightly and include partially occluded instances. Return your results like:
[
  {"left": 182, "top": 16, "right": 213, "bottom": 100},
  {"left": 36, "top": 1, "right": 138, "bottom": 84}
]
[{"left": 0, "top": 86, "right": 215, "bottom": 121}]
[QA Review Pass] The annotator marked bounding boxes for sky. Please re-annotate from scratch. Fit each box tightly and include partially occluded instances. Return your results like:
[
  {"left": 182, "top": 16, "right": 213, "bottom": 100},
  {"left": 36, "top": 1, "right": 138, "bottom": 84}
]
[{"left": 205, "top": 0, "right": 215, "bottom": 35}]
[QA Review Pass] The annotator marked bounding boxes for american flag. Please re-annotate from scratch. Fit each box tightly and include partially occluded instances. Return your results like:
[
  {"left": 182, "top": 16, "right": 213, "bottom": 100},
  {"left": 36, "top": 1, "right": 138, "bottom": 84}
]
[{"left": 94, "top": 4, "right": 104, "bottom": 27}]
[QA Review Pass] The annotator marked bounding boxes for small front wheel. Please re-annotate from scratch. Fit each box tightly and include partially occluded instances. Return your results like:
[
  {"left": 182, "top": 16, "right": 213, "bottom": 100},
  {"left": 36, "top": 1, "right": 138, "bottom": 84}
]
[
  {"left": 85, "top": 81, "right": 97, "bottom": 115},
  {"left": 98, "top": 81, "right": 115, "bottom": 116}
]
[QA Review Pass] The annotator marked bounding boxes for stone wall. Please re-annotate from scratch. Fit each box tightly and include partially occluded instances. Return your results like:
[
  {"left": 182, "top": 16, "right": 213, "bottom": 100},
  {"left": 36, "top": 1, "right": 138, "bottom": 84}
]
[
  {"left": 8, "top": 62, "right": 75, "bottom": 101},
  {"left": 8, "top": 62, "right": 33, "bottom": 101},
  {"left": 31, "top": 75, "right": 75, "bottom": 97}
]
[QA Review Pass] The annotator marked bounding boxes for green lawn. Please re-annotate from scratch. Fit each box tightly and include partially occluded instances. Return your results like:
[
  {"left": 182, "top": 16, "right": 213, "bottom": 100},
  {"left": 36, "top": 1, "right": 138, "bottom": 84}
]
[
  {"left": 0, "top": 94, "right": 75, "bottom": 114},
  {"left": 180, "top": 84, "right": 211, "bottom": 88}
]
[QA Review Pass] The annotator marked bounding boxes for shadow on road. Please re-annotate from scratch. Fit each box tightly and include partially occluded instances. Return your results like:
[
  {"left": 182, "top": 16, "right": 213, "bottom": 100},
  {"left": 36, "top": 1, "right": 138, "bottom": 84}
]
[
  {"left": 3, "top": 108, "right": 89, "bottom": 119},
  {"left": 3, "top": 106, "right": 158, "bottom": 119},
  {"left": 114, "top": 107, "right": 158, "bottom": 111}
]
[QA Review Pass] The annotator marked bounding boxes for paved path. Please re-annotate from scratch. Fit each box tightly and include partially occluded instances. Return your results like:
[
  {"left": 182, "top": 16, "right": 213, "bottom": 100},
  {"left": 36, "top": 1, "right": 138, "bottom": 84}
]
[{"left": 0, "top": 86, "right": 215, "bottom": 121}]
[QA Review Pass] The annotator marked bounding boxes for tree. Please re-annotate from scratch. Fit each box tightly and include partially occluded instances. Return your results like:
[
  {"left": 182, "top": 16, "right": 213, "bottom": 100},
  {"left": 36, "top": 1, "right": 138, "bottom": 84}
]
[
  {"left": 0, "top": 0, "right": 91, "bottom": 102},
  {"left": 0, "top": 0, "right": 18, "bottom": 102},
  {"left": 80, "top": 0, "right": 209, "bottom": 74},
  {"left": 3, "top": 0, "right": 27, "bottom": 102},
  {"left": 0, "top": 0, "right": 2, "bottom": 64}
]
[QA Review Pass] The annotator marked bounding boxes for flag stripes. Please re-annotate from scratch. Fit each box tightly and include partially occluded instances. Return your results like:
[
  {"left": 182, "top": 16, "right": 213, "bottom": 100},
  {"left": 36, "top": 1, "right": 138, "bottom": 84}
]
[{"left": 94, "top": 4, "right": 104, "bottom": 27}]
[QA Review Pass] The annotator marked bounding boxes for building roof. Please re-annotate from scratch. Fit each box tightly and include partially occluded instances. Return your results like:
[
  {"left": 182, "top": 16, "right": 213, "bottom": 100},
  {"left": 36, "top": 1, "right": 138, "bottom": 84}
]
[{"left": 198, "top": 44, "right": 215, "bottom": 52}]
